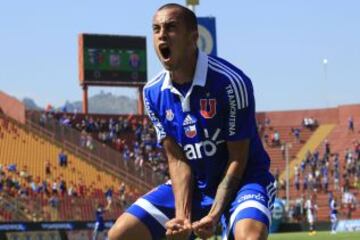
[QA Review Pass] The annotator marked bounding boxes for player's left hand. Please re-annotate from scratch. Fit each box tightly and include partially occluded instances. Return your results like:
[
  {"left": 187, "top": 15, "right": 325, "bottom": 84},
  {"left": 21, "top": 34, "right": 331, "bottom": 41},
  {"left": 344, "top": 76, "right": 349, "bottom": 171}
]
[
  {"left": 165, "top": 218, "right": 192, "bottom": 240},
  {"left": 192, "top": 215, "right": 217, "bottom": 239}
]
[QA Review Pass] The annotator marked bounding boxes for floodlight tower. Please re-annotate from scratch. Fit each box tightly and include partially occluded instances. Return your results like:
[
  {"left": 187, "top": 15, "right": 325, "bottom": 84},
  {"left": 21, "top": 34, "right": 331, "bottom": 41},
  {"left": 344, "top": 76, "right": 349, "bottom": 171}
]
[
  {"left": 323, "top": 58, "right": 329, "bottom": 107},
  {"left": 186, "top": 0, "right": 199, "bottom": 12}
]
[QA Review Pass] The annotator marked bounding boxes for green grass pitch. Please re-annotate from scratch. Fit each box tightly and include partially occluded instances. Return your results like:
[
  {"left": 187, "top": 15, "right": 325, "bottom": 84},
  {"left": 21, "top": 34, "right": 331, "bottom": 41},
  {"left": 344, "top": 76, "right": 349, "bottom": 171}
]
[
  {"left": 194, "top": 231, "right": 360, "bottom": 240},
  {"left": 269, "top": 231, "right": 360, "bottom": 240}
]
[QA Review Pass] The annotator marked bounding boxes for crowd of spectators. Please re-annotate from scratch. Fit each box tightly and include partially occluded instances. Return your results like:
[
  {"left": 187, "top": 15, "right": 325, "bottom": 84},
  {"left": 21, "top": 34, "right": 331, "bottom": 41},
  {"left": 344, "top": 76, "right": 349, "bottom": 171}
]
[
  {"left": 257, "top": 117, "right": 317, "bottom": 149},
  {"left": 39, "top": 110, "right": 169, "bottom": 181},
  {"left": 284, "top": 138, "right": 360, "bottom": 222},
  {"left": 0, "top": 161, "right": 134, "bottom": 221},
  {"left": 25, "top": 110, "right": 360, "bottom": 223},
  {"left": 303, "top": 117, "right": 318, "bottom": 130},
  {"left": 291, "top": 139, "right": 360, "bottom": 195}
]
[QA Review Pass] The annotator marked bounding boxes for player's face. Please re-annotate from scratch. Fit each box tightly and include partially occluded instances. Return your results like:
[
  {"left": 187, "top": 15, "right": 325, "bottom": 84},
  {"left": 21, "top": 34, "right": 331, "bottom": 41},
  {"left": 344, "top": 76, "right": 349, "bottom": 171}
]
[{"left": 152, "top": 7, "right": 197, "bottom": 71}]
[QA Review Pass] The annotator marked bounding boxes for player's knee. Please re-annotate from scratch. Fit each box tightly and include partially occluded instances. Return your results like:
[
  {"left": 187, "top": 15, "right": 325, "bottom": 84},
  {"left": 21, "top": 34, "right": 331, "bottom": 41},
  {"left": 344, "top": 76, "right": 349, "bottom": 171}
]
[
  {"left": 234, "top": 220, "right": 268, "bottom": 240},
  {"left": 108, "top": 213, "right": 152, "bottom": 240},
  {"left": 107, "top": 219, "right": 127, "bottom": 240},
  {"left": 107, "top": 225, "right": 120, "bottom": 240},
  {"left": 236, "top": 230, "right": 266, "bottom": 240}
]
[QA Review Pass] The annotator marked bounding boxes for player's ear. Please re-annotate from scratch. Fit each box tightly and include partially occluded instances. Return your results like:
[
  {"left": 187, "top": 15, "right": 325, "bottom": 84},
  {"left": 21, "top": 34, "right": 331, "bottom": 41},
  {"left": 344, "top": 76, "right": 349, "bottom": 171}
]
[{"left": 191, "top": 30, "right": 199, "bottom": 48}]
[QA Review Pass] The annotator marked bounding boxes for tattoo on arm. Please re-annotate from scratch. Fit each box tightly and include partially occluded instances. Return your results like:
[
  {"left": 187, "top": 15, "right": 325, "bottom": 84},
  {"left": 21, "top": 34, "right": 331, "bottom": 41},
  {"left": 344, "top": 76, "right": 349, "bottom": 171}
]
[{"left": 209, "top": 175, "right": 242, "bottom": 221}]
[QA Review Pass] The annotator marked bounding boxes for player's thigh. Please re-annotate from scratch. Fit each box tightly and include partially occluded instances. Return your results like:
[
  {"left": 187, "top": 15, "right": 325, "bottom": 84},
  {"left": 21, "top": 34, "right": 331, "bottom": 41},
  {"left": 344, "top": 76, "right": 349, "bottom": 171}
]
[
  {"left": 234, "top": 219, "right": 268, "bottom": 240},
  {"left": 110, "top": 183, "right": 177, "bottom": 240},
  {"left": 108, "top": 212, "right": 151, "bottom": 240},
  {"left": 225, "top": 182, "right": 275, "bottom": 240}
]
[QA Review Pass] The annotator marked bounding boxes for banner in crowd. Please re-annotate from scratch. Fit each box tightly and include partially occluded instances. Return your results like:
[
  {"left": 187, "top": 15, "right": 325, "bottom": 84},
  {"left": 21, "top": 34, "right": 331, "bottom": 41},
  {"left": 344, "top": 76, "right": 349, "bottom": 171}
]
[
  {"left": 6, "top": 231, "right": 61, "bottom": 240},
  {"left": 0, "top": 221, "right": 114, "bottom": 232},
  {"left": 336, "top": 219, "right": 360, "bottom": 232},
  {"left": 270, "top": 198, "right": 285, "bottom": 233},
  {"left": 67, "top": 230, "right": 108, "bottom": 240}
]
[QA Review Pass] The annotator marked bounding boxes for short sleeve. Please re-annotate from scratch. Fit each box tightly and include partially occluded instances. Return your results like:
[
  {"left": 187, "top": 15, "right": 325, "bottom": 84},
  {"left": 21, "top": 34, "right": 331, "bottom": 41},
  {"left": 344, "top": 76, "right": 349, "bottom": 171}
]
[{"left": 143, "top": 88, "right": 167, "bottom": 144}]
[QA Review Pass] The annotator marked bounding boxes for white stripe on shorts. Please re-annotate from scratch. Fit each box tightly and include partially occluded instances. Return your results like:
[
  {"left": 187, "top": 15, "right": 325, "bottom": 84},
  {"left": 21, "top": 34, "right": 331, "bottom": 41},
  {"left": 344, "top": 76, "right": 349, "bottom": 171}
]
[
  {"left": 134, "top": 198, "right": 169, "bottom": 228},
  {"left": 226, "top": 200, "right": 272, "bottom": 238}
]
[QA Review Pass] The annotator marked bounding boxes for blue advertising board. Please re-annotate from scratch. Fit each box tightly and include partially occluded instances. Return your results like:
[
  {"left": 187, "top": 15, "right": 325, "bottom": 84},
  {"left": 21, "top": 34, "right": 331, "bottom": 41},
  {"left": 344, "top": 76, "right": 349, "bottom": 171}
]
[{"left": 197, "top": 17, "right": 217, "bottom": 56}]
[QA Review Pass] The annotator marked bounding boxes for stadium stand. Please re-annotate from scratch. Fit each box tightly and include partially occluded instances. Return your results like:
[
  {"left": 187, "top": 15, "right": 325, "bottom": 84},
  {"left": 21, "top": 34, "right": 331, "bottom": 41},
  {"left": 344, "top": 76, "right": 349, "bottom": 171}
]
[
  {"left": 264, "top": 106, "right": 360, "bottom": 222},
  {"left": 0, "top": 114, "right": 135, "bottom": 221},
  {"left": 1, "top": 89, "right": 359, "bottom": 225}
]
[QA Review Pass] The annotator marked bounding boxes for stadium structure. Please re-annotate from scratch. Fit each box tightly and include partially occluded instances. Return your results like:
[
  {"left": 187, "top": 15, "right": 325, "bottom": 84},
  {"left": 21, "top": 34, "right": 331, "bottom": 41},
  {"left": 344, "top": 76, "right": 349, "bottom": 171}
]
[{"left": 0, "top": 90, "right": 359, "bottom": 239}]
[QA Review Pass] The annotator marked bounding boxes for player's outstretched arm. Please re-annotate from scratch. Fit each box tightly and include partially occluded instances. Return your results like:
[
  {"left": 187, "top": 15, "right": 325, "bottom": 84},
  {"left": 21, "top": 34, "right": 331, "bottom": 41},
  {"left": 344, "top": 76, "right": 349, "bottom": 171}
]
[
  {"left": 163, "top": 136, "right": 193, "bottom": 239},
  {"left": 193, "top": 139, "right": 249, "bottom": 239}
]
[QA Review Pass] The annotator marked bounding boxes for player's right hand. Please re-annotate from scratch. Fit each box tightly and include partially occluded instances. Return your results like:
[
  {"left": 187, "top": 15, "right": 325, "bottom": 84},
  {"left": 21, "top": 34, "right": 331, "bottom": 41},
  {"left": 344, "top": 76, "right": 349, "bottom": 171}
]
[
  {"left": 165, "top": 218, "right": 192, "bottom": 240},
  {"left": 192, "top": 215, "right": 217, "bottom": 239}
]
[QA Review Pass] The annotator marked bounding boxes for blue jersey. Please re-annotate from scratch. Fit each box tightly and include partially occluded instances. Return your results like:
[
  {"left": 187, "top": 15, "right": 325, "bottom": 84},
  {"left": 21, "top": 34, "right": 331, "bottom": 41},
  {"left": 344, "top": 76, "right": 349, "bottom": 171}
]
[
  {"left": 330, "top": 199, "right": 337, "bottom": 215},
  {"left": 96, "top": 208, "right": 104, "bottom": 222},
  {"left": 144, "top": 51, "right": 272, "bottom": 197}
]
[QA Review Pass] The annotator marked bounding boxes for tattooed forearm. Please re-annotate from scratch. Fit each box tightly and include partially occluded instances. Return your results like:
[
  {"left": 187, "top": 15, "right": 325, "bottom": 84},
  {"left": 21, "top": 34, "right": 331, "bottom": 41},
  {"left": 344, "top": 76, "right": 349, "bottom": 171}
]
[{"left": 208, "top": 175, "right": 242, "bottom": 221}]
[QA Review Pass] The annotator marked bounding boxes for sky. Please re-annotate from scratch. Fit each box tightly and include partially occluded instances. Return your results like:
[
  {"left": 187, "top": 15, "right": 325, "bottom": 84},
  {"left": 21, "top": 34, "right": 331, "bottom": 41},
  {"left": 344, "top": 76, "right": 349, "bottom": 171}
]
[{"left": 0, "top": 0, "right": 359, "bottom": 112}]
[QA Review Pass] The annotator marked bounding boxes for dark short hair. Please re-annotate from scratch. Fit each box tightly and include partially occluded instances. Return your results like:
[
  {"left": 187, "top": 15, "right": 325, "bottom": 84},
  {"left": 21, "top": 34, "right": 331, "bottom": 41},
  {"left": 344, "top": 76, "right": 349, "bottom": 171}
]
[{"left": 157, "top": 3, "right": 198, "bottom": 31}]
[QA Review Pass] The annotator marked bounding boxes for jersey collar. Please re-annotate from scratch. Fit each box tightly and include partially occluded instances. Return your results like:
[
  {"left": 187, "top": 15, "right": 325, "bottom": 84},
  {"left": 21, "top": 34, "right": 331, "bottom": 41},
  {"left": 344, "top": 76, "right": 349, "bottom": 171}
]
[{"left": 161, "top": 50, "right": 208, "bottom": 91}]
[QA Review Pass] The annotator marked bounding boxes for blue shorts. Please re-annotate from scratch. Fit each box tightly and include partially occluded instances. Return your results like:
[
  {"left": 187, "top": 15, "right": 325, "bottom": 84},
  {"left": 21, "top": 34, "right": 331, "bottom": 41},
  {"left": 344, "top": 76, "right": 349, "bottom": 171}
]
[{"left": 126, "top": 180, "right": 276, "bottom": 240}]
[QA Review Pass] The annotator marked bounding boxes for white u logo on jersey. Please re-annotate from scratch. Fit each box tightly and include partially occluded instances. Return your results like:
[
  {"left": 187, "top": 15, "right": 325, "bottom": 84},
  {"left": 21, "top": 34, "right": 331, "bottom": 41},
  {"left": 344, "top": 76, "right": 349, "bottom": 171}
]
[{"left": 183, "top": 128, "right": 224, "bottom": 160}]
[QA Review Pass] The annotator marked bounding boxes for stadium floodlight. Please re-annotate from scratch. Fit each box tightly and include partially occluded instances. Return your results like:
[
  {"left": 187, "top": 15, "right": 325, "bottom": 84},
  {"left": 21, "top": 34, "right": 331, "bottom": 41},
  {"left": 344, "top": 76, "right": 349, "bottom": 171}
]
[
  {"left": 186, "top": 0, "right": 199, "bottom": 12},
  {"left": 323, "top": 58, "right": 329, "bottom": 107}
]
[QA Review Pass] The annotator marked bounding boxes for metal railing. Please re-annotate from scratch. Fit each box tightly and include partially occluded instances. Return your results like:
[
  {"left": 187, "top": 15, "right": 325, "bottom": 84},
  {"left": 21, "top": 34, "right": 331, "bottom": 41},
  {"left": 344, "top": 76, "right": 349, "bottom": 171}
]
[{"left": 25, "top": 111, "right": 163, "bottom": 192}]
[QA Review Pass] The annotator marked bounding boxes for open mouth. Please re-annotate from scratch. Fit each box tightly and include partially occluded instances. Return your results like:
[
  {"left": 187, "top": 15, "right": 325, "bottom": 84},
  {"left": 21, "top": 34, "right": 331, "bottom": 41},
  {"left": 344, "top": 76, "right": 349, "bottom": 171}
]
[{"left": 159, "top": 45, "right": 171, "bottom": 60}]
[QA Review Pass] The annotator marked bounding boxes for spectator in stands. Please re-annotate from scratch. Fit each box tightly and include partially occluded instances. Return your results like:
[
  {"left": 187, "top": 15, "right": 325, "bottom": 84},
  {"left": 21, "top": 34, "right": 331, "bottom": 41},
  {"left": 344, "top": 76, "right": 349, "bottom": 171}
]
[
  {"left": 263, "top": 132, "right": 269, "bottom": 146},
  {"left": 49, "top": 193, "right": 59, "bottom": 208},
  {"left": 49, "top": 192, "right": 60, "bottom": 220},
  {"left": 321, "top": 173, "right": 329, "bottom": 193},
  {"left": 58, "top": 149, "right": 68, "bottom": 167},
  {"left": 105, "top": 186, "right": 113, "bottom": 208},
  {"left": 59, "top": 179, "right": 67, "bottom": 197},
  {"left": 294, "top": 196, "right": 304, "bottom": 222},
  {"left": 280, "top": 142, "right": 286, "bottom": 159},
  {"left": 342, "top": 189, "right": 356, "bottom": 219},
  {"left": 80, "top": 131, "right": 87, "bottom": 147},
  {"left": 348, "top": 115, "right": 354, "bottom": 132},
  {"left": 7, "top": 163, "right": 17, "bottom": 172},
  {"left": 300, "top": 160, "right": 306, "bottom": 176},
  {"left": 333, "top": 170, "right": 340, "bottom": 191},
  {"left": 115, "top": 137, "right": 125, "bottom": 152},
  {"left": 303, "top": 117, "right": 318, "bottom": 130},
  {"left": 40, "top": 179, "right": 50, "bottom": 195},
  {"left": 86, "top": 135, "right": 94, "bottom": 150},
  {"left": 134, "top": 153, "right": 145, "bottom": 177},
  {"left": 274, "top": 168, "right": 280, "bottom": 183},
  {"left": 272, "top": 130, "right": 281, "bottom": 146},
  {"left": 60, "top": 114, "right": 71, "bottom": 127},
  {"left": 122, "top": 145, "right": 131, "bottom": 168},
  {"left": 39, "top": 112, "right": 47, "bottom": 127},
  {"left": 93, "top": 203, "right": 108, "bottom": 240},
  {"left": 292, "top": 127, "right": 301, "bottom": 143},
  {"left": 324, "top": 139, "right": 331, "bottom": 156},
  {"left": 294, "top": 174, "right": 300, "bottom": 191},
  {"left": 52, "top": 180, "right": 58, "bottom": 194},
  {"left": 118, "top": 183, "right": 127, "bottom": 208},
  {"left": 18, "top": 183, "right": 29, "bottom": 199},
  {"left": 29, "top": 178, "right": 37, "bottom": 193},
  {"left": 303, "top": 176, "right": 308, "bottom": 192},
  {"left": 19, "top": 166, "right": 29, "bottom": 179},
  {"left": 265, "top": 117, "right": 271, "bottom": 128},
  {"left": 67, "top": 182, "right": 77, "bottom": 197},
  {"left": 294, "top": 164, "right": 299, "bottom": 177},
  {"left": 45, "top": 160, "right": 51, "bottom": 175}
]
